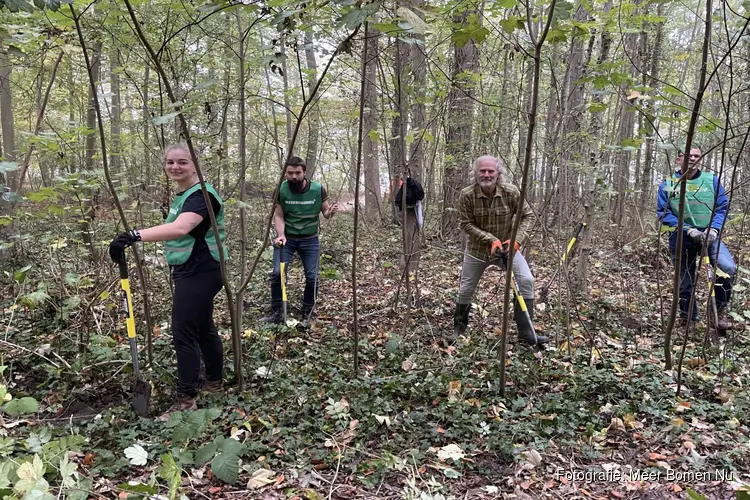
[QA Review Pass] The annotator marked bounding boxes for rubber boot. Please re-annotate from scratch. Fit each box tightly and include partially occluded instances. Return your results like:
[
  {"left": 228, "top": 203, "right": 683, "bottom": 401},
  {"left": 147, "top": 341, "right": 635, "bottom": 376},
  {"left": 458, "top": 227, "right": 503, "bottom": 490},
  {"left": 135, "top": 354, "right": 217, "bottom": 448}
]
[
  {"left": 451, "top": 303, "right": 471, "bottom": 343},
  {"left": 514, "top": 298, "right": 548, "bottom": 347}
]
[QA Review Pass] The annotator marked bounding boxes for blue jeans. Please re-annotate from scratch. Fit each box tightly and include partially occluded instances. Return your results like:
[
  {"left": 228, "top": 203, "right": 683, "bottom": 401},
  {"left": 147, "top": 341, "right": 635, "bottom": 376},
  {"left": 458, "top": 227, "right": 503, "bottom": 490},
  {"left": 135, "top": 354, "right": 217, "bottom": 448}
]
[
  {"left": 669, "top": 231, "right": 736, "bottom": 319},
  {"left": 271, "top": 235, "right": 320, "bottom": 311}
]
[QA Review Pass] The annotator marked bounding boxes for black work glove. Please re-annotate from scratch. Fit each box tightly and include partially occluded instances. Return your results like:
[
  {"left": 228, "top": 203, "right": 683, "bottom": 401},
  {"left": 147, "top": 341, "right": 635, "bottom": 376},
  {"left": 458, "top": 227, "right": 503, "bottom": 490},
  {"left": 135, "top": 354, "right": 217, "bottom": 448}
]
[{"left": 109, "top": 230, "right": 141, "bottom": 262}]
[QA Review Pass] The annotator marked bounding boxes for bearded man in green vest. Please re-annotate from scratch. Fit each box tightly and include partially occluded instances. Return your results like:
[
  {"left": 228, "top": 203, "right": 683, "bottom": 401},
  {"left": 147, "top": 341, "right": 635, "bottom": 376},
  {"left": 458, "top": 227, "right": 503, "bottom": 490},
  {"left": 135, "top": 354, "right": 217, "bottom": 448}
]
[
  {"left": 657, "top": 146, "right": 736, "bottom": 332},
  {"left": 109, "top": 144, "right": 228, "bottom": 421},
  {"left": 262, "top": 156, "right": 339, "bottom": 323}
]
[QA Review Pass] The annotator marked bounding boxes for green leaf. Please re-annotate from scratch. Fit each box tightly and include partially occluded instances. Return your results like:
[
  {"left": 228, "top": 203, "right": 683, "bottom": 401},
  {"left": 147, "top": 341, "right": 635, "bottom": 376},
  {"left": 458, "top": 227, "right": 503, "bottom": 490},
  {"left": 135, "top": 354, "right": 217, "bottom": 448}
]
[
  {"left": 2, "top": 0, "right": 33, "bottom": 13},
  {"left": 195, "top": 442, "right": 218, "bottom": 466},
  {"left": 0, "top": 162, "right": 19, "bottom": 174},
  {"left": 217, "top": 437, "right": 243, "bottom": 456},
  {"left": 117, "top": 482, "right": 159, "bottom": 495},
  {"left": 14, "top": 455, "right": 46, "bottom": 494},
  {"left": 159, "top": 453, "right": 182, "bottom": 500},
  {"left": 152, "top": 111, "right": 180, "bottom": 126},
  {"left": 498, "top": 0, "right": 515, "bottom": 8},
  {"left": 25, "top": 429, "right": 51, "bottom": 453},
  {"left": 211, "top": 451, "right": 239, "bottom": 484},
  {"left": 14, "top": 265, "right": 31, "bottom": 283},
  {"left": 338, "top": 2, "right": 381, "bottom": 30},
  {"left": 686, "top": 489, "right": 707, "bottom": 500},
  {"left": 66, "top": 478, "right": 92, "bottom": 500},
  {"left": 620, "top": 138, "right": 643, "bottom": 148},
  {"left": 442, "top": 467, "right": 460, "bottom": 478},
  {"left": 367, "top": 129, "right": 380, "bottom": 142},
  {"left": 498, "top": 18, "right": 523, "bottom": 34},
  {"left": 59, "top": 455, "right": 78, "bottom": 488},
  {"left": 696, "top": 122, "right": 717, "bottom": 133},
  {"left": 588, "top": 102, "right": 607, "bottom": 113},
  {"left": 452, "top": 23, "right": 490, "bottom": 45},
  {"left": 3, "top": 397, "right": 39, "bottom": 416}
]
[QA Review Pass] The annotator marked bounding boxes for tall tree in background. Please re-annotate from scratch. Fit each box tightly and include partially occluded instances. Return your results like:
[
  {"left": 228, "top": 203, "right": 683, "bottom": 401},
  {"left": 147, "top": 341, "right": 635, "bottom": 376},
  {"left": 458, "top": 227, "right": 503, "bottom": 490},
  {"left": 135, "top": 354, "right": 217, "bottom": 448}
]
[
  {"left": 442, "top": 6, "right": 479, "bottom": 237},
  {"left": 363, "top": 25, "right": 382, "bottom": 220}
]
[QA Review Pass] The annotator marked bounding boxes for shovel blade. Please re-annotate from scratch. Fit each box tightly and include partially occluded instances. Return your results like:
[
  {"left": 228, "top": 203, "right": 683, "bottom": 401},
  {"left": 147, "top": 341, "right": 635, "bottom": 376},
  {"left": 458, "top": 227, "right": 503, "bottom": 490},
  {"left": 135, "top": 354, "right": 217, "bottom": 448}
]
[{"left": 131, "top": 379, "right": 151, "bottom": 417}]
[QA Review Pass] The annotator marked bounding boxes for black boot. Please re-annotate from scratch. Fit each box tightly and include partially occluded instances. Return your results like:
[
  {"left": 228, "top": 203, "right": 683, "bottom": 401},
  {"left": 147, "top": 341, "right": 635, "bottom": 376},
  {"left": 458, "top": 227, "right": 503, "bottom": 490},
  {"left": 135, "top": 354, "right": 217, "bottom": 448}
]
[
  {"left": 514, "top": 298, "right": 548, "bottom": 347},
  {"left": 451, "top": 303, "right": 471, "bottom": 343},
  {"left": 261, "top": 307, "right": 282, "bottom": 324}
]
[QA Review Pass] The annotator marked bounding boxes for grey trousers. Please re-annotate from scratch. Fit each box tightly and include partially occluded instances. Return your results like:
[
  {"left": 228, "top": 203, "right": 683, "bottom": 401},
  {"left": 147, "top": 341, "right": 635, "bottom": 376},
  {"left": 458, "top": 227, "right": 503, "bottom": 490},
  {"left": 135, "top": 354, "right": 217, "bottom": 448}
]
[{"left": 457, "top": 251, "right": 534, "bottom": 305}]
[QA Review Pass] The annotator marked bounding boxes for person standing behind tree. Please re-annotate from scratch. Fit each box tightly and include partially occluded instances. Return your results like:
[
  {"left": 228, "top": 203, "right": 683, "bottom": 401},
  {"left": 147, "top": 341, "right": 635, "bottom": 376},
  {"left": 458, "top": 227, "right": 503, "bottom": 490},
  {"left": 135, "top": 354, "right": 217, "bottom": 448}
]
[
  {"left": 108, "top": 143, "right": 228, "bottom": 421},
  {"left": 261, "top": 156, "right": 338, "bottom": 323},
  {"left": 452, "top": 155, "right": 548, "bottom": 347},
  {"left": 656, "top": 146, "right": 736, "bottom": 332}
]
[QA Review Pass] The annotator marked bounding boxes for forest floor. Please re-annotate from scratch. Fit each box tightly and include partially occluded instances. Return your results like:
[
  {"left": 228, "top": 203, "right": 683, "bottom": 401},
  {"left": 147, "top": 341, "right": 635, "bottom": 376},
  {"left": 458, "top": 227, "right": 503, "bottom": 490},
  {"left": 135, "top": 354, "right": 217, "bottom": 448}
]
[{"left": 2, "top": 216, "right": 750, "bottom": 500}]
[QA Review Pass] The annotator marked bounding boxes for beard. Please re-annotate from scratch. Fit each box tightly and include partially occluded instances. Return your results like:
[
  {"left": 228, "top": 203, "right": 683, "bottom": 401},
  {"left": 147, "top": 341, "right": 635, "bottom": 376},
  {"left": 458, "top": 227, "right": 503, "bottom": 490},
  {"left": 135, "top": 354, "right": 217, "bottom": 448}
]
[
  {"left": 479, "top": 178, "right": 496, "bottom": 189},
  {"left": 288, "top": 179, "right": 305, "bottom": 193}
]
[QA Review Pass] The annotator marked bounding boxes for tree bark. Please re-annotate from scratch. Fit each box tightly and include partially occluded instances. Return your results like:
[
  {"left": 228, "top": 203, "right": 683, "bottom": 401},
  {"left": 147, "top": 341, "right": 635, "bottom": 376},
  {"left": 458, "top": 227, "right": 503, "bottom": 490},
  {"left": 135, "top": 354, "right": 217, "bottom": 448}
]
[
  {"left": 110, "top": 47, "right": 122, "bottom": 175},
  {"left": 304, "top": 30, "right": 320, "bottom": 179},
  {"left": 409, "top": 1, "right": 426, "bottom": 182},
  {"left": 441, "top": 9, "right": 479, "bottom": 237},
  {"left": 80, "top": 40, "right": 102, "bottom": 258},
  {"left": 0, "top": 47, "right": 15, "bottom": 185},
  {"left": 363, "top": 25, "right": 382, "bottom": 221}
]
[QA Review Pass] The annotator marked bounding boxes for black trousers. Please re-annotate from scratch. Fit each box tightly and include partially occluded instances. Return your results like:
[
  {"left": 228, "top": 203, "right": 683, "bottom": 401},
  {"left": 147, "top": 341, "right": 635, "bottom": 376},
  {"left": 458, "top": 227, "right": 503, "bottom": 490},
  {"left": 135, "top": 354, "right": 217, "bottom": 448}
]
[{"left": 171, "top": 269, "right": 223, "bottom": 397}]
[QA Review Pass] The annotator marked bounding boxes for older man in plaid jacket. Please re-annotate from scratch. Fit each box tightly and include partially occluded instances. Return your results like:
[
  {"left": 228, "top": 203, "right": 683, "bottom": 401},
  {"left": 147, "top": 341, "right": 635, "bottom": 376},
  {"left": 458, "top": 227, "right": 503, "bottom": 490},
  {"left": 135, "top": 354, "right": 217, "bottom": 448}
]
[{"left": 452, "top": 155, "right": 548, "bottom": 347}]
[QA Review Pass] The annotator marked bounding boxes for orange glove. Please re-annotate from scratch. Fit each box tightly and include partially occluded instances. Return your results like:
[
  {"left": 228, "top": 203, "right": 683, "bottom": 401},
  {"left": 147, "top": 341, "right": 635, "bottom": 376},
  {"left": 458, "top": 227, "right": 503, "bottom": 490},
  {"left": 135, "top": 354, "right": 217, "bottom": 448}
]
[
  {"left": 503, "top": 240, "right": 521, "bottom": 252},
  {"left": 490, "top": 240, "right": 521, "bottom": 256},
  {"left": 490, "top": 240, "right": 504, "bottom": 255}
]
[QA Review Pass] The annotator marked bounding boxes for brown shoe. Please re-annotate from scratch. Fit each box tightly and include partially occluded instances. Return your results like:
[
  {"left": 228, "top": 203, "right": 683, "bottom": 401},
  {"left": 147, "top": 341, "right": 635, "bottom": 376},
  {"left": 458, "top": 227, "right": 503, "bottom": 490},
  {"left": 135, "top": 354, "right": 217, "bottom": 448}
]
[
  {"left": 675, "top": 317, "right": 696, "bottom": 333},
  {"left": 155, "top": 394, "right": 197, "bottom": 422},
  {"left": 716, "top": 308, "right": 730, "bottom": 330},
  {"left": 201, "top": 379, "right": 223, "bottom": 394}
]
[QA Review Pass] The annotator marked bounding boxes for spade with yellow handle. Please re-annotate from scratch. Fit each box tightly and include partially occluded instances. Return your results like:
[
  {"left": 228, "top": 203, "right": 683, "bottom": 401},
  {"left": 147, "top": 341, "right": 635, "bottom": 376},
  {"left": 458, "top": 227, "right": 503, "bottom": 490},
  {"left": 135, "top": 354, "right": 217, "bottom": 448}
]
[{"left": 118, "top": 256, "right": 151, "bottom": 417}]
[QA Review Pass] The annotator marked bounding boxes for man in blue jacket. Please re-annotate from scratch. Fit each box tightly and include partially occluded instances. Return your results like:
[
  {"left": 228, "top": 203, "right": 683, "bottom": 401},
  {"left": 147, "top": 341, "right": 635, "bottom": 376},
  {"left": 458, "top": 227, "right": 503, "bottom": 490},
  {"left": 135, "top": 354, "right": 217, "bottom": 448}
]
[{"left": 656, "top": 146, "right": 736, "bottom": 331}]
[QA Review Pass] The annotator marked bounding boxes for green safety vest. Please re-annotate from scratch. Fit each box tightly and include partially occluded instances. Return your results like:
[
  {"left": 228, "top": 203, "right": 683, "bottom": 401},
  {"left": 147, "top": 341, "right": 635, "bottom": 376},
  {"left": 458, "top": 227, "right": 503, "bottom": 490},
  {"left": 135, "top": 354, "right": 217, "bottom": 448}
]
[
  {"left": 279, "top": 180, "right": 322, "bottom": 237},
  {"left": 665, "top": 173, "right": 717, "bottom": 229},
  {"left": 164, "top": 183, "right": 228, "bottom": 265}
]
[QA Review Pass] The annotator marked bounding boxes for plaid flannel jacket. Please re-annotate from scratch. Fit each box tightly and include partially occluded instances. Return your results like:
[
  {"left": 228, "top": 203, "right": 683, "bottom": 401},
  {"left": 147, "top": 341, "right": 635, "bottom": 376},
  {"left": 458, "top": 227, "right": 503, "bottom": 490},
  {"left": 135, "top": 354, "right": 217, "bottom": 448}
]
[{"left": 458, "top": 183, "right": 535, "bottom": 260}]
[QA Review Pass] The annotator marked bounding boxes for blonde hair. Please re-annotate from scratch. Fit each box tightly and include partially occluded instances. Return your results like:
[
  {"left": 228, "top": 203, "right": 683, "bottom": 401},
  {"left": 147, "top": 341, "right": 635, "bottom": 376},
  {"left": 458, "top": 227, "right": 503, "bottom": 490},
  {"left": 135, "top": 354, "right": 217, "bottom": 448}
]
[{"left": 162, "top": 143, "right": 191, "bottom": 163}]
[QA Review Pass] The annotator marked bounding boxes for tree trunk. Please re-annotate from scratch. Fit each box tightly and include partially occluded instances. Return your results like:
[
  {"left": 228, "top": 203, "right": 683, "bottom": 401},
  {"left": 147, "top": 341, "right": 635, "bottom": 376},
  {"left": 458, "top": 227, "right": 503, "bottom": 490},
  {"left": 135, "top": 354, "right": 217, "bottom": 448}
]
[
  {"left": 409, "top": 0, "right": 426, "bottom": 182},
  {"left": 304, "top": 30, "right": 320, "bottom": 179},
  {"left": 143, "top": 64, "right": 151, "bottom": 183},
  {"left": 638, "top": 2, "right": 664, "bottom": 213},
  {"left": 559, "top": 3, "right": 589, "bottom": 218},
  {"left": 363, "top": 25, "right": 382, "bottom": 221},
  {"left": 0, "top": 47, "right": 15, "bottom": 185},
  {"left": 610, "top": 31, "right": 640, "bottom": 225},
  {"left": 80, "top": 40, "right": 101, "bottom": 257},
  {"left": 110, "top": 48, "right": 122, "bottom": 175},
  {"left": 281, "top": 43, "right": 293, "bottom": 153},
  {"left": 441, "top": 9, "right": 479, "bottom": 237}
]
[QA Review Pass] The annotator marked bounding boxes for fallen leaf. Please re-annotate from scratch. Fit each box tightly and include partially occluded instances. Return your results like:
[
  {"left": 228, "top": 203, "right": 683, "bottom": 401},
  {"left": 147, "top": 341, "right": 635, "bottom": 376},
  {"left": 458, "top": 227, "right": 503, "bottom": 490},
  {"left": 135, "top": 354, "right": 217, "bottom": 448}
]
[
  {"left": 648, "top": 452, "right": 667, "bottom": 460},
  {"left": 714, "top": 388, "right": 730, "bottom": 403},
  {"left": 609, "top": 417, "right": 626, "bottom": 433},
  {"left": 248, "top": 468, "right": 276, "bottom": 489},
  {"left": 523, "top": 449, "right": 542, "bottom": 467},
  {"left": 448, "top": 380, "right": 461, "bottom": 403},
  {"left": 437, "top": 443, "right": 464, "bottom": 462}
]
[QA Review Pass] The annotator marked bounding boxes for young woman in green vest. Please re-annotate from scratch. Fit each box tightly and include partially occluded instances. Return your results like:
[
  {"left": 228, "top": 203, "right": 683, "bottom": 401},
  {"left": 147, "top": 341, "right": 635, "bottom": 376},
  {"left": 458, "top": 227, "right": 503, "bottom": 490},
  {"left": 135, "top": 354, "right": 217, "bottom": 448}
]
[
  {"left": 108, "top": 144, "right": 228, "bottom": 421},
  {"left": 656, "top": 146, "right": 736, "bottom": 332},
  {"left": 261, "top": 156, "right": 338, "bottom": 323}
]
